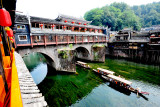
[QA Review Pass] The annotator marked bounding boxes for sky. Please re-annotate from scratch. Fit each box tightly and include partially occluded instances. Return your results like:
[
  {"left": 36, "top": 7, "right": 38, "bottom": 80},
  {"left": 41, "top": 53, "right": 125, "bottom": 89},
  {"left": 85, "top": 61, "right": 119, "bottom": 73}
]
[{"left": 16, "top": 0, "right": 160, "bottom": 19}]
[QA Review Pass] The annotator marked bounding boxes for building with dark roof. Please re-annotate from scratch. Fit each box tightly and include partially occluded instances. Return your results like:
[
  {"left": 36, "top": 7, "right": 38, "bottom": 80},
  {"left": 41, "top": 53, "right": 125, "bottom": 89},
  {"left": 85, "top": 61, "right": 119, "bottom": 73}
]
[{"left": 14, "top": 14, "right": 108, "bottom": 47}]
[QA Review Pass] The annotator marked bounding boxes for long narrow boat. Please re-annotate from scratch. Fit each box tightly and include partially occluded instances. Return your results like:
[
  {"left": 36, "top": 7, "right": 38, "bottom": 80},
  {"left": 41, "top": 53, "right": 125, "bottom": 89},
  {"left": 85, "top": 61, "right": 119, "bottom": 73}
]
[
  {"left": 76, "top": 61, "right": 90, "bottom": 69},
  {"left": 93, "top": 67, "right": 149, "bottom": 97},
  {"left": 93, "top": 68, "right": 115, "bottom": 76},
  {"left": 101, "top": 75, "right": 149, "bottom": 96}
]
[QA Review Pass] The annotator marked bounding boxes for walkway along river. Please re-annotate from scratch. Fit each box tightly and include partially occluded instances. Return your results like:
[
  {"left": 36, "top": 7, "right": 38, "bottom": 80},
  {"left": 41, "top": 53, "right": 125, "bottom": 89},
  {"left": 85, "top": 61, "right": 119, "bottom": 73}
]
[{"left": 23, "top": 53, "right": 160, "bottom": 107}]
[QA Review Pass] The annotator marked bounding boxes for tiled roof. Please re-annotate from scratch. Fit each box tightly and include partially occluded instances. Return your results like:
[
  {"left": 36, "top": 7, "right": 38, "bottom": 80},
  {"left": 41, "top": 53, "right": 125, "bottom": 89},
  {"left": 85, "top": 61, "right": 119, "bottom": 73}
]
[{"left": 31, "top": 28, "right": 105, "bottom": 36}]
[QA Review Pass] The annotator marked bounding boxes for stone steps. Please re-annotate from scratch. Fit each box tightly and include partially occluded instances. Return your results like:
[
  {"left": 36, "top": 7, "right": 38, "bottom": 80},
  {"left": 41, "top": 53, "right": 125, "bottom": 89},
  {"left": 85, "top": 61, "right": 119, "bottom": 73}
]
[
  {"left": 23, "top": 101, "right": 47, "bottom": 107},
  {"left": 15, "top": 52, "right": 47, "bottom": 107},
  {"left": 21, "top": 93, "right": 42, "bottom": 99}
]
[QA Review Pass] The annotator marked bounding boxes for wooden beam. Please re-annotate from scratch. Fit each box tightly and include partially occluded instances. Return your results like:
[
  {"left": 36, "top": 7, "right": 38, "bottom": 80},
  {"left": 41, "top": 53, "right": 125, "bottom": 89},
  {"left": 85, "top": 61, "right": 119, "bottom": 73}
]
[
  {"left": 44, "top": 35, "right": 46, "bottom": 46},
  {"left": 56, "top": 35, "right": 58, "bottom": 45},
  {"left": 0, "top": 48, "right": 8, "bottom": 93},
  {"left": 1, "top": 27, "right": 10, "bottom": 56},
  {"left": 75, "top": 35, "right": 77, "bottom": 44},
  {"left": 67, "top": 35, "right": 69, "bottom": 44},
  {"left": 30, "top": 35, "right": 33, "bottom": 48},
  {"left": 98, "top": 36, "right": 99, "bottom": 43},
  {"left": 93, "top": 36, "right": 94, "bottom": 43},
  {"left": 88, "top": 36, "right": 89, "bottom": 43}
]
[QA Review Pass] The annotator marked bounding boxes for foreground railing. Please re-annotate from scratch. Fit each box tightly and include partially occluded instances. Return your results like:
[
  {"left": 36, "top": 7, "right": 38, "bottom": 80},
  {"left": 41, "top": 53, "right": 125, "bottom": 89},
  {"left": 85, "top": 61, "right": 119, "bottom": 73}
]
[{"left": 10, "top": 50, "right": 23, "bottom": 107}]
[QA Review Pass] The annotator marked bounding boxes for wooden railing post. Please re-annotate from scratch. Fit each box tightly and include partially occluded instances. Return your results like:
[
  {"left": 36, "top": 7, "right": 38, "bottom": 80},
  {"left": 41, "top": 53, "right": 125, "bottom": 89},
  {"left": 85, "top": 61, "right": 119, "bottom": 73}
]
[
  {"left": 30, "top": 35, "right": 33, "bottom": 48},
  {"left": 44, "top": 35, "right": 46, "bottom": 46},
  {"left": 75, "top": 35, "right": 77, "bottom": 44},
  {"left": 67, "top": 35, "right": 69, "bottom": 44},
  {"left": 82, "top": 35, "right": 84, "bottom": 44},
  {"left": 93, "top": 36, "right": 94, "bottom": 43},
  {"left": 102, "top": 36, "right": 103, "bottom": 42},
  {"left": 56, "top": 35, "right": 58, "bottom": 45},
  {"left": 88, "top": 36, "right": 89, "bottom": 43},
  {"left": 98, "top": 36, "right": 99, "bottom": 43}
]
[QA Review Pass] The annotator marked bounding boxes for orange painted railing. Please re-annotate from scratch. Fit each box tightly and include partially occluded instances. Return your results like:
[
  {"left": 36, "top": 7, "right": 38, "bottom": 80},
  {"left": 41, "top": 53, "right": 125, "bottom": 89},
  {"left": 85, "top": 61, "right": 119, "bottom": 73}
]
[
  {"left": 0, "top": 36, "right": 23, "bottom": 106},
  {"left": 10, "top": 51, "right": 23, "bottom": 107}
]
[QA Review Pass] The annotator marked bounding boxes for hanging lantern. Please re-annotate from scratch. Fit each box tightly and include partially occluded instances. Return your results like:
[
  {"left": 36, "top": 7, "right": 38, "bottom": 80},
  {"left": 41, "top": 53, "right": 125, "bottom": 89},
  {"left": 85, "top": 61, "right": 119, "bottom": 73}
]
[
  {"left": 71, "top": 21, "right": 75, "bottom": 24},
  {"left": 39, "top": 24, "right": 43, "bottom": 29},
  {"left": 63, "top": 26, "right": 66, "bottom": 31},
  {"left": 79, "top": 27, "right": 81, "bottom": 30},
  {"left": 78, "top": 22, "right": 81, "bottom": 25},
  {"left": 5, "top": 27, "right": 14, "bottom": 37},
  {"left": 85, "top": 28, "right": 87, "bottom": 31},
  {"left": 84, "top": 23, "right": 86, "bottom": 25},
  {"left": 0, "top": 8, "right": 12, "bottom": 26},
  {"left": 95, "top": 29, "right": 97, "bottom": 33},
  {"left": 64, "top": 20, "right": 67, "bottom": 23},
  {"left": 51, "top": 24, "right": 55, "bottom": 30}
]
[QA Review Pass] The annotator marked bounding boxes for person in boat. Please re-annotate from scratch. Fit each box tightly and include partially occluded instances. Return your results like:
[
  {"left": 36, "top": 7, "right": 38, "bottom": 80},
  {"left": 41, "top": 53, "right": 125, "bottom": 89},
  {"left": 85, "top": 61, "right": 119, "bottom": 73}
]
[{"left": 137, "top": 87, "right": 142, "bottom": 93}]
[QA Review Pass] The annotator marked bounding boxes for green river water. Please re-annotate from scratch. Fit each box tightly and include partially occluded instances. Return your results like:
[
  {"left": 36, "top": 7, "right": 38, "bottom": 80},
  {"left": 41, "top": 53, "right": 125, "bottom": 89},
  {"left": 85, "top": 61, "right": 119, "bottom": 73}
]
[{"left": 23, "top": 53, "right": 160, "bottom": 107}]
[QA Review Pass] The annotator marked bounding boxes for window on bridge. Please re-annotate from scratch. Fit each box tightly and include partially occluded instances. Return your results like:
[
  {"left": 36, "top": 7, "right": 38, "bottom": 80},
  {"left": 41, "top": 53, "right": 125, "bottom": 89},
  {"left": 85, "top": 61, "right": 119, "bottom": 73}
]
[
  {"left": 31, "top": 23, "right": 39, "bottom": 28},
  {"left": 81, "top": 28, "right": 85, "bottom": 32},
  {"left": 18, "top": 35, "right": 27, "bottom": 41},
  {"left": 17, "top": 25, "right": 25, "bottom": 29},
  {"left": 74, "top": 27, "right": 79, "bottom": 32},
  {"left": 44, "top": 24, "right": 51, "bottom": 29},
  {"left": 56, "top": 25, "right": 59, "bottom": 29}
]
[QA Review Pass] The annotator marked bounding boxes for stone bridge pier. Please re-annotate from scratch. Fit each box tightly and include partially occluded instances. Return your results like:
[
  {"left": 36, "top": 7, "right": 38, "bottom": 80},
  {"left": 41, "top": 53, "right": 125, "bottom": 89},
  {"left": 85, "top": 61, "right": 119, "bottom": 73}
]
[{"left": 16, "top": 43, "right": 107, "bottom": 72}]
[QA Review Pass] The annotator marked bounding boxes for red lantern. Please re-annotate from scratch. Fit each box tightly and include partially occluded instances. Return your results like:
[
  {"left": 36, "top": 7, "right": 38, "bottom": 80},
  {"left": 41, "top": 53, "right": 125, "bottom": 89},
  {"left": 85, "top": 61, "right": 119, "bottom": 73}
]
[
  {"left": 95, "top": 29, "right": 97, "bottom": 33},
  {"left": 79, "top": 27, "right": 81, "bottom": 30},
  {"left": 71, "top": 21, "right": 75, "bottom": 24},
  {"left": 85, "top": 28, "right": 87, "bottom": 31},
  {"left": 64, "top": 20, "right": 67, "bottom": 23},
  {"left": 84, "top": 23, "right": 86, "bottom": 25},
  {"left": 51, "top": 24, "right": 55, "bottom": 30},
  {"left": 39, "top": 24, "right": 43, "bottom": 29},
  {"left": 0, "top": 8, "right": 12, "bottom": 26},
  {"left": 64, "top": 26, "right": 66, "bottom": 29},
  {"left": 78, "top": 22, "right": 81, "bottom": 25}
]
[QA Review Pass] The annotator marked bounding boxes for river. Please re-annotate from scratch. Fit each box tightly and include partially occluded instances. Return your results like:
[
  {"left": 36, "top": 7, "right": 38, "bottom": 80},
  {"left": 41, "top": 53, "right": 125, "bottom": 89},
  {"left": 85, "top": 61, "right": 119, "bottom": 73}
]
[{"left": 23, "top": 53, "right": 160, "bottom": 107}]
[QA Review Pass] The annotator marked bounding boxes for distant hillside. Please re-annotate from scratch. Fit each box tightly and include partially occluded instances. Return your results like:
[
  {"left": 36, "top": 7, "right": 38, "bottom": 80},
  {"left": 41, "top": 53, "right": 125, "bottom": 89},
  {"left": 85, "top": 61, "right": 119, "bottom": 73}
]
[
  {"left": 132, "top": 2, "right": 160, "bottom": 27},
  {"left": 84, "top": 2, "right": 160, "bottom": 31}
]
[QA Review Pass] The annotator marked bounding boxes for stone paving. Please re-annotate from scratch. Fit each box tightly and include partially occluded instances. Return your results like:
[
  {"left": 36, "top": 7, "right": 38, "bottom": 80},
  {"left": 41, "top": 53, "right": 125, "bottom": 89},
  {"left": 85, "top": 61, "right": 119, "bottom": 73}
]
[{"left": 14, "top": 52, "right": 47, "bottom": 107}]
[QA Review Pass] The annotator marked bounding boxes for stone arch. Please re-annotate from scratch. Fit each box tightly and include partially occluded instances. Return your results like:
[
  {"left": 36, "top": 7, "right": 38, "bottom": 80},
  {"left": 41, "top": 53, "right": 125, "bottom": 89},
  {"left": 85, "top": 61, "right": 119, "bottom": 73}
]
[
  {"left": 39, "top": 52, "right": 56, "bottom": 69},
  {"left": 74, "top": 46, "right": 90, "bottom": 60},
  {"left": 19, "top": 50, "right": 56, "bottom": 70}
]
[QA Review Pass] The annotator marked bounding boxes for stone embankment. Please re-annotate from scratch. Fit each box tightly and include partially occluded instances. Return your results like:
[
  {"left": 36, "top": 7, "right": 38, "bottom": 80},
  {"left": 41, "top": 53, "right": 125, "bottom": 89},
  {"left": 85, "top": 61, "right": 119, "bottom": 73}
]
[{"left": 14, "top": 52, "right": 47, "bottom": 107}]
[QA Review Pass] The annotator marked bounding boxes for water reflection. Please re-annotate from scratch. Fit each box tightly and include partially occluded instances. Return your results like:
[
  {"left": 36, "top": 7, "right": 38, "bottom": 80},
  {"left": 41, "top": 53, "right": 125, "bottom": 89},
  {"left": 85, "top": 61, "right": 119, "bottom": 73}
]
[
  {"left": 30, "top": 63, "right": 47, "bottom": 84},
  {"left": 23, "top": 54, "right": 160, "bottom": 107},
  {"left": 23, "top": 53, "right": 47, "bottom": 84}
]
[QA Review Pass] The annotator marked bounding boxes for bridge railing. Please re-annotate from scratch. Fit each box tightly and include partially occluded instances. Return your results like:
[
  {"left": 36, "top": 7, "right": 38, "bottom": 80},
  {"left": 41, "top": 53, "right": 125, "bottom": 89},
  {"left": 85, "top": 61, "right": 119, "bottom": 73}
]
[{"left": 16, "top": 35, "right": 107, "bottom": 47}]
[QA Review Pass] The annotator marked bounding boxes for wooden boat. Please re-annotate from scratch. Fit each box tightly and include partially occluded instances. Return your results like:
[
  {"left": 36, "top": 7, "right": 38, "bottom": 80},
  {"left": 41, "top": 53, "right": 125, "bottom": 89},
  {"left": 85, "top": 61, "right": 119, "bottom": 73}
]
[
  {"left": 101, "top": 75, "right": 149, "bottom": 97},
  {"left": 93, "top": 68, "right": 115, "bottom": 76},
  {"left": 76, "top": 61, "right": 90, "bottom": 69}
]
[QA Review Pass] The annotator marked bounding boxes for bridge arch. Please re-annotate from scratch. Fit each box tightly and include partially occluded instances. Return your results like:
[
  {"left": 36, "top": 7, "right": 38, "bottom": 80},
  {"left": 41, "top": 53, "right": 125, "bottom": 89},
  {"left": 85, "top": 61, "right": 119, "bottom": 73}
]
[
  {"left": 19, "top": 50, "right": 56, "bottom": 70},
  {"left": 74, "top": 46, "right": 90, "bottom": 60}
]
